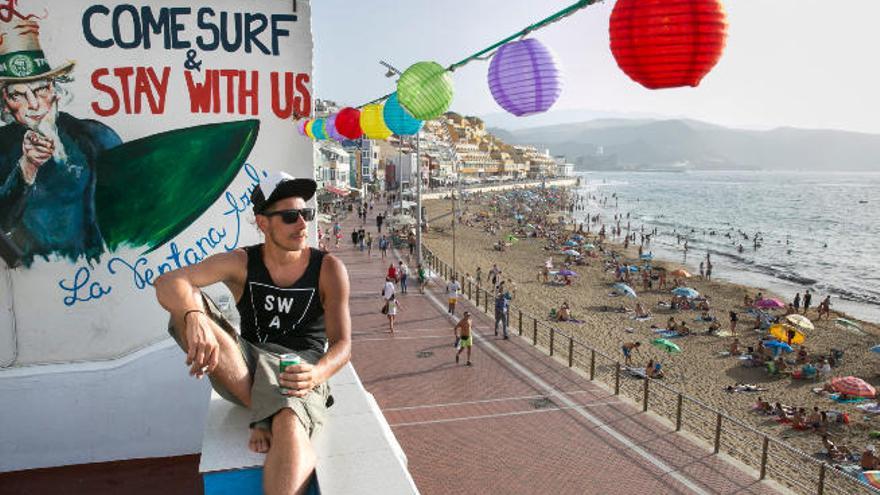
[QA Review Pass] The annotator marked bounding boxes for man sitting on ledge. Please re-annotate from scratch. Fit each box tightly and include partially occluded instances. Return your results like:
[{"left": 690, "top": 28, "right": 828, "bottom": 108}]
[{"left": 155, "top": 172, "right": 351, "bottom": 495}]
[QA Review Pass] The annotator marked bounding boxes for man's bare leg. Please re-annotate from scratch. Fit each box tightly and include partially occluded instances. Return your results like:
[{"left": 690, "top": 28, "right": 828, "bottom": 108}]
[
  {"left": 264, "top": 408, "right": 316, "bottom": 495},
  {"left": 170, "top": 289, "right": 259, "bottom": 450}
]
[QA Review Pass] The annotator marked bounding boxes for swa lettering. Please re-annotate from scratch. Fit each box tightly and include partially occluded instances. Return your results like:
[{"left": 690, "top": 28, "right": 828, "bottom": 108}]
[{"left": 249, "top": 282, "right": 314, "bottom": 343}]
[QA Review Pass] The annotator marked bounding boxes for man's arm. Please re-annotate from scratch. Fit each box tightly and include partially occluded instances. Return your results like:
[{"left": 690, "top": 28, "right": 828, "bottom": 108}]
[
  {"left": 154, "top": 250, "right": 246, "bottom": 376},
  {"left": 288, "top": 254, "right": 351, "bottom": 397}
]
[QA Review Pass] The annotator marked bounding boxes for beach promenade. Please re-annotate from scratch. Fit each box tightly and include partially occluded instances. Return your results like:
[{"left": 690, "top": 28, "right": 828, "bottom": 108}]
[{"left": 335, "top": 214, "right": 781, "bottom": 494}]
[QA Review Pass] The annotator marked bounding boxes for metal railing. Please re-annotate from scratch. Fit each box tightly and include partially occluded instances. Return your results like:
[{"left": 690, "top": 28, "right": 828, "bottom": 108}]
[{"left": 421, "top": 247, "right": 879, "bottom": 495}]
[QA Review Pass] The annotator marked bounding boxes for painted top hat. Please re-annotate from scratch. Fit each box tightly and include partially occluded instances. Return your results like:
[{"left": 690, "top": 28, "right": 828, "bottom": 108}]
[{"left": 0, "top": 21, "right": 74, "bottom": 82}]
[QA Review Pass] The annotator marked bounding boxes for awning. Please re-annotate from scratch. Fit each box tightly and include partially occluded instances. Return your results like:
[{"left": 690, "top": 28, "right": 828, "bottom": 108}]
[{"left": 325, "top": 185, "right": 350, "bottom": 196}]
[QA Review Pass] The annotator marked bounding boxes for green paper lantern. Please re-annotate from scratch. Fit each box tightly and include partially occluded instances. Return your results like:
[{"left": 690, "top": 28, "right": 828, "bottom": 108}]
[{"left": 397, "top": 61, "right": 454, "bottom": 120}]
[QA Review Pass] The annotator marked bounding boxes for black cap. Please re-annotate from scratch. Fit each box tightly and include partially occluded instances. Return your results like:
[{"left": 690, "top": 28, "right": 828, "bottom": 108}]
[{"left": 251, "top": 171, "right": 317, "bottom": 214}]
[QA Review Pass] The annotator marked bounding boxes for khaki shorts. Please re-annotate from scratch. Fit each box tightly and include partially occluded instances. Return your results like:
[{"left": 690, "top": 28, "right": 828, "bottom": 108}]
[{"left": 167, "top": 293, "right": 332, "bottom": 437}]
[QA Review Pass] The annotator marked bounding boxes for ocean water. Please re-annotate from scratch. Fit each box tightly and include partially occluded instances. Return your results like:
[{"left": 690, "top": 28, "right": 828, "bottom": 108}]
[{"left": 574, "top": 171, "right": 880, "bottom": 323}]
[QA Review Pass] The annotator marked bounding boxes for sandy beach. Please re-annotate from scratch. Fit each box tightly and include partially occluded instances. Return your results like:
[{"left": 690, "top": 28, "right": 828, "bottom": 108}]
[{"left": 421, "top": 189, "right": 880, "bottom": 487}]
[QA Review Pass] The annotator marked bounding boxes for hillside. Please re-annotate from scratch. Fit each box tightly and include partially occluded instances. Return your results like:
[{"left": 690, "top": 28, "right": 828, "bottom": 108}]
[{"left": 487, "top": 119, "right": 880, "bottom": 171}]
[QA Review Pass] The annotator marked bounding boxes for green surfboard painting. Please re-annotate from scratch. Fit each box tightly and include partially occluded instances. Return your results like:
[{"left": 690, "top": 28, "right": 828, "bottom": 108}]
[{"left": 95, "top": 119, "right": 260, "bottom": 253}]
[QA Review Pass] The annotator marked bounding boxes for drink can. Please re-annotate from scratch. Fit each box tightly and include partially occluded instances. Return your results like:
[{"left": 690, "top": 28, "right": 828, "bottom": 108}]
[
  {"left": 279, "top": 353, "right": 301, "bottom": 394},
  {"left": 279, "top": 353, "right": 301, "bottom": 373}
]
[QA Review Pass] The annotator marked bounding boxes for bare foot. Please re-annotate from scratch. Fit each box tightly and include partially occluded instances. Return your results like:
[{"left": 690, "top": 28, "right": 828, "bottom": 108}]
[{"left": 248, "top": 427, "right": 272, "bottom": 453}]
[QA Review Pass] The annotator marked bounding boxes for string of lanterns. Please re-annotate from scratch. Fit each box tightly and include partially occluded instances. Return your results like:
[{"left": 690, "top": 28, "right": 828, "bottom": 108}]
[{"left": 300, "top": 0, "right": 728, "bottom": 142}]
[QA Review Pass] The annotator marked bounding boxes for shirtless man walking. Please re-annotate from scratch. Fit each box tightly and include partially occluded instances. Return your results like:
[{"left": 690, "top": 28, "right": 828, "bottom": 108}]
[
  {"left": 454, "top": 311, "right": 474, "bottom": 366},
  {"left": 155, "top": 172, "right": 351, "bottom": 495}
]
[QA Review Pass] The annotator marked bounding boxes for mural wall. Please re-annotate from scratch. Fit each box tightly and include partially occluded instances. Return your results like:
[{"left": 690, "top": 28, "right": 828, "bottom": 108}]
[{"left": 0, "top": 0, "right": 314, "bottom": 366}]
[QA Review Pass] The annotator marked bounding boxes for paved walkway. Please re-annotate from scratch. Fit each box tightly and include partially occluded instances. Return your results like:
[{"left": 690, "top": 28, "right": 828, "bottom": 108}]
[{"left": 337, "top": 212, "right": 780, "bottom": 495}]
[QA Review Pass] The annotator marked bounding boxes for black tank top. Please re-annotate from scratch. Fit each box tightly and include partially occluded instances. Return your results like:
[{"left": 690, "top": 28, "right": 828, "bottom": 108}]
[{"left": 236, "top": 245, "right": 327, "bottom": 364}]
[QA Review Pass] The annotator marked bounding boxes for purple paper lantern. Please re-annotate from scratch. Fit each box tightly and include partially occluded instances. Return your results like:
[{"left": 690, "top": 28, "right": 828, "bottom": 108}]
[
  {"left": 296, "top": 119, "right": 308, "bottom": 136},
  {"left": 488, "top": 38, "right": 562, "bottom": 116},
  {"left": 326, "top": 114, "right": 345, "bottom": 142}
]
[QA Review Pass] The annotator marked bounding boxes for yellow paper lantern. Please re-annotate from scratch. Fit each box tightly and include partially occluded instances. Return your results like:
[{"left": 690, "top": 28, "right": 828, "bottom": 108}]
[
  {"left": 304, "top": 120, "right": 315, "bottom": 139},
  {"left": 359, "top": 104, "right": 392, "bottom": 140}
]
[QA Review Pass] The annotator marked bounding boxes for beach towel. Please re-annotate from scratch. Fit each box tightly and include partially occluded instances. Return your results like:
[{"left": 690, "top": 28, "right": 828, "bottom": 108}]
[
  {"left": 830, "top": 394, "right": 869, "bottom": 404},
  {"left": 857, "top": 403, "right": 880, "bottom": 414},
  {"left": 652, "top": 328, "right": 681, "bottom": 338}
]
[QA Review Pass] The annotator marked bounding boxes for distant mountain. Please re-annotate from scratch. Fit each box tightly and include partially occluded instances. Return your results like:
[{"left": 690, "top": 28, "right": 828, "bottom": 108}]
[{"left": 487, "top": 119, "right": 880, "bottom": 171}]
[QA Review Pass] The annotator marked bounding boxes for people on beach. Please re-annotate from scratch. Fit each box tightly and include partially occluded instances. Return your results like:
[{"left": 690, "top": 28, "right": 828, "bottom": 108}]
[
  {"left": 803, "top": 289, "right": 812, "bottom": 315},
  {"left": 622, "top": 341, "right": 640, "bottom": 366},
  {"left": 454, "top": 311, "right": 474, "bottom": 366},
  {"left": 729, "top": 311, "right": 738, "bottom": 336}
]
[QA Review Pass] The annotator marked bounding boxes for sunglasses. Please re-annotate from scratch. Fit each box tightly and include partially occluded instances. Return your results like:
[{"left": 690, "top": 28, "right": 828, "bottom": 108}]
[{"left": 263, "top": 208, "right": 315, "bottom": 223}]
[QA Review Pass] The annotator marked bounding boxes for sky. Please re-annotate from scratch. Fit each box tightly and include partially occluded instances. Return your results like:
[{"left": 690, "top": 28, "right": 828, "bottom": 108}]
[{"left": 312, "top": 0, "right": 880, "bottom": 134}]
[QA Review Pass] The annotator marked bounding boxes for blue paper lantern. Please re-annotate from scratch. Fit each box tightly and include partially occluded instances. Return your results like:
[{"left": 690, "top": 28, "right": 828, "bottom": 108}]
[
  {"left": 383, "top": 92, "right": 423, "bottom": 136},
  {"left": 488, "top": 38, "right": 562, "bottom": 116},
  {"left": 312, "top": 118, "right": 327, "bottom": 140}
]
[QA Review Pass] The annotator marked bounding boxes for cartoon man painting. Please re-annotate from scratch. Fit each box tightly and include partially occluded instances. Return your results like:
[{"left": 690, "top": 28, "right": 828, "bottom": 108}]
[{"left": 0, "top": 19, "right": 121, "bottom": 264}]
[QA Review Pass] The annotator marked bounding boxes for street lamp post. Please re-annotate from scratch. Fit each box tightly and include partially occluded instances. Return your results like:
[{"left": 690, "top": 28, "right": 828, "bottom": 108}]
[{"left": 415, "top": 133, "right": 422, "bottom": 267}]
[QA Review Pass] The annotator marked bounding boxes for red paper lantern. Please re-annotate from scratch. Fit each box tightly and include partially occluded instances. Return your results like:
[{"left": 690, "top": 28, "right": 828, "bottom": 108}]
[
  {"left": 335, "top": 107, "right": 363, "bottom": 139},
  {"left": 609, "top": 0, "right": 728, "bottom": 89}
]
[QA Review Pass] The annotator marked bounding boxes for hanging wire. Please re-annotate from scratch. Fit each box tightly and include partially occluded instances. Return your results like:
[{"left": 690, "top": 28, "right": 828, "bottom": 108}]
[{"left": 354, "top": 0, "right": 599, "bottom": 109}]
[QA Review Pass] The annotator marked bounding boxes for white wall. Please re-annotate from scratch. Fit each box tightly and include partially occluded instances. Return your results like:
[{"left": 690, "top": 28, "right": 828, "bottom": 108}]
[
  {"left": 0, "top": 340, "right": 211, "bottom": 472},
  {"left": 0, "top": 0, "right": 316, "bottom": 471}
]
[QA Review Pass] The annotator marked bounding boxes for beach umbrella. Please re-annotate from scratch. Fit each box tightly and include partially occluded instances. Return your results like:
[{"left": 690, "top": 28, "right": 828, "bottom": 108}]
[
  {"left": 628, "top": 266, "right": 639, "bottom": 272},
  {"left": 582, "top": 243, "right": 595, "bottom": 250},
  {"left": 640, "top": 252, "right": 654, "bottom": 260},
  {"left": 831, "top": 376, "right": 876, "bottom": 398},
  {"left": 397, "top": 61, "right": 454, "bottom": 120},
  {"left": 785, "top": 314, "right": 815, "bottom": 332},
  {"left": 558, "top": 269, "right": 578, "bottom": 277},
  {"left": 836, "top": 318, "right": 862, "bottom": 331},
  {"left": 563, "top": 240, "right": 578, "bottom": 247},
  {"left": 754, "top": 298, "right": 785, "bottom": 309},
  {"left": 335, "top": 107, "right": 363, "bottom": 139},
  {"left": 670, "top": 269, "right": 691, "bottom": 278},
  {"left": 562, "top": 249, "right": 580, "bottom": 256},
  {"left": 487, "top": 38, "right": 562, "bottom": 116},
  {"left": 609, "top": 0, "right": 728, "bottom": 90},
  {"left": 571, "top": 234, "right": 584, "bottom": 241},
  {"left": 383, "top": 92, "right": 424, "bottom": 136},
  {"left": 613, "top": 283, "right": 637, "bottom": 298},
  {"left": 870, "top": 345, "right": 880, "bottom": 354},
  {"left": 651, "top": 338, "right": 681, "bottom": 354},
  {"left": 863, "top": 471, "right": 880, "bottom": 490},
  {"left": 764, "top": 340, "right": 793, "bottom": 353},
  {"left": 769, "top": 323, "right": 805, "bottom": 345},
  {"left": 672, "top": 287, "right": 699, "bottom": 299}
]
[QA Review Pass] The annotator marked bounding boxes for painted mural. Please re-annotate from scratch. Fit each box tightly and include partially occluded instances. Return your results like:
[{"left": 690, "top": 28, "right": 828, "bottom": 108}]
[{"left": 0, "top": 0, "right": 314, "bottom": 366}]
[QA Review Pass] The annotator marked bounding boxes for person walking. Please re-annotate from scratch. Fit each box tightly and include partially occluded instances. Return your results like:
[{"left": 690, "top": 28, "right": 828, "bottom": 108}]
[
  {"left": 398, "top": 261, "right": 409, "bottom": 294},
  {"left": 385, "top": 293, "right": 402, "bottom": 334},
  {"left": 446, "top": 277, "right": 461, "bottom": 315},
  {"left": 378, "top": 234, "right": 388, "bottom": 259},
  {"left": 494, "top": 285, "right": 512, "bottom": 339},
  {"left": 454, "top": 311, "right": 474, "bottom": 366},
  {"left": 729, "top": 310, "right": 738, "bottom": 336},
  {"left": 365, "top": 232, "right": 373, "bottom": 257},
  {"left": 417, "top": 264, "right": 427, "bottom": 294},
  {"left": 803, "top": 290, "right": 812, "bottom": 315}
]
